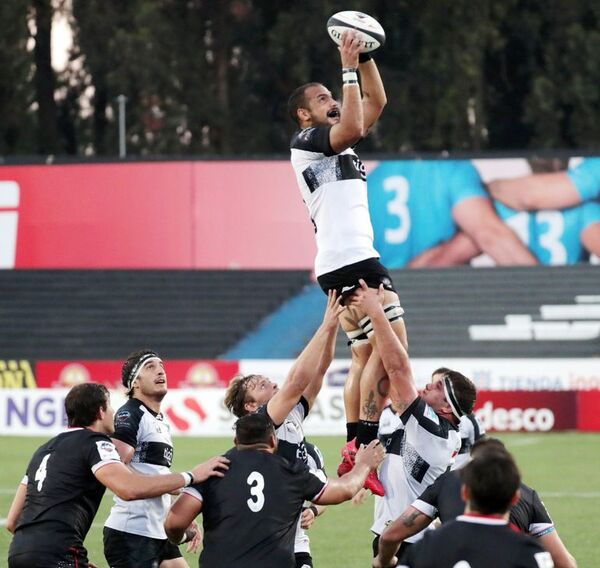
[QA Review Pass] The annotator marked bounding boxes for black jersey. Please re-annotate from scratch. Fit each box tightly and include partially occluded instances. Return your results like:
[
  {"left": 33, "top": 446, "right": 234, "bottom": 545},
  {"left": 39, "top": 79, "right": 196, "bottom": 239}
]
[
  {"left": 401, "top": 516, "right": 554, "bottom": 568},
  {"left": 9, "top": 428, "right": 121, "bottom": 560},
  {"left": 413, "top": 470, "right": 555, "bottom": 536},
  {"left": 184, "top": 447, "right": 327, "bottom": 568}
]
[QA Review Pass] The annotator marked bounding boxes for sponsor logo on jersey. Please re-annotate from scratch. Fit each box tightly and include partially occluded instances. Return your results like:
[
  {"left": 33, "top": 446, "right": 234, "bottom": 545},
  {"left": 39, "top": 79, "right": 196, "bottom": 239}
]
[
  {"left": 96, "top": 440, "right": 120, "bottom": 461},
  {"left": 114, "top": 410, "right": 131, "bottom": 426}
]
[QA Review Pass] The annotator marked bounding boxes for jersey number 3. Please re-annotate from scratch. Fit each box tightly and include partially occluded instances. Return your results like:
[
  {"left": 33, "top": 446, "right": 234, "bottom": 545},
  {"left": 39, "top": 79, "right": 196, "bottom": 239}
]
[{"left": 246, "top": 471, "right": 265, "bottom": 512}]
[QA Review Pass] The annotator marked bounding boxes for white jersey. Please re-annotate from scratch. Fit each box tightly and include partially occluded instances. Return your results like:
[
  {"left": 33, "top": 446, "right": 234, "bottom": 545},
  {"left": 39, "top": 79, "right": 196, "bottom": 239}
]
[
  {"left": 294, "top": 442, "right": 325, "bottom": 556},
  {"left": 104, "top": 399, "right": 174, "bottom": 539},
  {"left": 373, "top": 398, "right": 461, "bottom": 542},
  {"left": 452, "top": 413, "right": 486, "bottom": 470},
  {"left": 290, "top": 126, "right": 379, "bottom": 277}
]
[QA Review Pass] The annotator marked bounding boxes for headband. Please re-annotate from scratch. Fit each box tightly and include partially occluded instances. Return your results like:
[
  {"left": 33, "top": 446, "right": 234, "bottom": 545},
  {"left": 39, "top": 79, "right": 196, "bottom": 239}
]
[
  {"left": 126, "top": 353, "right": 161, "bottom": 389},
  {"left": 443, "top": 376, "right": 464, "bottom": 419}
]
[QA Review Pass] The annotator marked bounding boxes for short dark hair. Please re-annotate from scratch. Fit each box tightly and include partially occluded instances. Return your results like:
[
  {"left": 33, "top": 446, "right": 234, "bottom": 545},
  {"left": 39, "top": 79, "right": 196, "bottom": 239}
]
[
  {"left": 471, "top": 436, "right": 506, "bottom": 457},
  {"left": 235, "top": 412, "right": 275, "bottom": 445},
  {"left": 461, "top": 450, "right": 520, "bottom": 515},
  {"left": 444, "top": 369, "right": 477, "bottom": 416},
  {"left": 224, "top": 374, "right": 262, "bottom": 418},
  {"left": 121, "top": 348, "right": 159, "bottom": 397},
  {"left": 65, "top": 383, "right": 109, "bottom": 427},
  {"left": 287, "top": 82, "right": 322, "bottom": 125}
]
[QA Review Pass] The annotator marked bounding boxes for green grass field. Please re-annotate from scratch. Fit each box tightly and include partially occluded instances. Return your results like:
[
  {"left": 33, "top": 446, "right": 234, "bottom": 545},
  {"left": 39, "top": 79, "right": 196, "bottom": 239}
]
[{"left": 1, "top": 433, "right": 599, "bottom": 567}]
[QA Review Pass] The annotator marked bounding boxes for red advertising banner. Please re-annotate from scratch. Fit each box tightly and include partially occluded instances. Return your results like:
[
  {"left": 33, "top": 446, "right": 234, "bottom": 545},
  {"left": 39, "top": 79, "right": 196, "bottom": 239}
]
[
  {"left": 473, "top": 391, "right": 578, "bottom": 432},
  {"left": 34, "top": 360, "right": 239, "bottom": 389},
  {"left": 0, "top": 161, "right": 316, "bottom": 269},
  {"left": 576, "top": 390, "right": 600, "bottom": 431}
]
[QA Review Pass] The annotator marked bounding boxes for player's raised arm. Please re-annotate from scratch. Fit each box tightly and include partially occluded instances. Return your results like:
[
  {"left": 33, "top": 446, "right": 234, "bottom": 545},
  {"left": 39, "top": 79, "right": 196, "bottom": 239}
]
[
  {"left": 358, "top": 53, "right": 387, "bottom": 132},
  {"left": 266, "top": 291, "right": 345, "bottom": 424},
  {"left": 348, "top": 280, "right": 418, "bottom": 410},
  {"left": 329, "top": 31, "right": 365, "bottom": 154}
]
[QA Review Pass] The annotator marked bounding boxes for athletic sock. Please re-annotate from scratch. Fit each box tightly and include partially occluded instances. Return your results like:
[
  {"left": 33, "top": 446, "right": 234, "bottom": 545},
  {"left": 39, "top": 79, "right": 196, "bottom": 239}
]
[
  {"left": 346, "top": 422, "right": 358, "bottom": 442},
  {"left": 356, "top": 419, "right": 379, "bottom": 447}
]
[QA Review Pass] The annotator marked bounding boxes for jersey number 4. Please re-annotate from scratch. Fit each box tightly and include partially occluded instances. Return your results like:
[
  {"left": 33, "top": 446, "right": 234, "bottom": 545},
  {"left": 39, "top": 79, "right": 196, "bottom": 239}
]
[
  {"left": 246, "top": 471, "right": 265, "bottom": 512},
  {"left": 34, "top": 453, "right": 51, "bottom": 491}
]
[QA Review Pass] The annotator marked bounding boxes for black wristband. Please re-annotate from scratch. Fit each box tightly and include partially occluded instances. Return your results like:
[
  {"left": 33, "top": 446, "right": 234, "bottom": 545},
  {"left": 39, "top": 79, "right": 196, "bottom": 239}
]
[
  {"left": 306, "top": 505, "right": 318, "bottom": 517},
  {"left": 359, "top": 52, "right": 372, "bottom": 63}
]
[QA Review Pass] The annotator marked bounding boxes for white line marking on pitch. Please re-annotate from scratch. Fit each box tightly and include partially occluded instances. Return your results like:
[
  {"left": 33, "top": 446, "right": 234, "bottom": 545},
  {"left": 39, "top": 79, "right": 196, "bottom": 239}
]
[{"left": 541, "top": 492, "right": 600, "bottom": 498}]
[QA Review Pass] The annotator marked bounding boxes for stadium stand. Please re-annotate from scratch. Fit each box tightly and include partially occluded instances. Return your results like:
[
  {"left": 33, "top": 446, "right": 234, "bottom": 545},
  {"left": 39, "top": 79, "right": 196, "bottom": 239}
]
[
  {"left": 226, "top": 265, "right": 600, "bottom": 359},
  {"left": 0, "top": 269, "right": 312, "bottom": 359},
  {"left": 351, "top": 265, "right": 600, "bottom": 358}
]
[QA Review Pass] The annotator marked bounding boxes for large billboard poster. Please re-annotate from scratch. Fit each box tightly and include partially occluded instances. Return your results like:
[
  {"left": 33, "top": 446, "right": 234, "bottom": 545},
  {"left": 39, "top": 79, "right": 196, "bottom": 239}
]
[{"left": 0, "top": 157, "right": 598, "bottom": 269}]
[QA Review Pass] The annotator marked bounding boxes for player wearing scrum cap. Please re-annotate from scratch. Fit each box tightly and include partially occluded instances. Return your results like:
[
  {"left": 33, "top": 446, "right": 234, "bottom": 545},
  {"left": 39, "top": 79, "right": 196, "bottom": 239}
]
[
  {"left": 288, "top": 29, "right": 406, "bottom": 497},
  {"left": 348, "top": 280, "right": 476, "bottom": 563},
  {"left": 103, "top": 350, "right": 198, "bottom": 568}
]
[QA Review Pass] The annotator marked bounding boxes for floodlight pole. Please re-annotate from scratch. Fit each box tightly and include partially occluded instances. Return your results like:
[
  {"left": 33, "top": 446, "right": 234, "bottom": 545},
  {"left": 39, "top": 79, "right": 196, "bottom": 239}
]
[{"left": 117, "top": 94, "right": 127, "bottom": 158}]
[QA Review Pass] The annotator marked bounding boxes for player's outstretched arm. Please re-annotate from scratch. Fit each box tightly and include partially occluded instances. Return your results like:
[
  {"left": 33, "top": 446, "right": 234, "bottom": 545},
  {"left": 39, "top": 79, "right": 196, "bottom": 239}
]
[
  {"left": 488, "top": 173, "right": 581, "bottom": 211},
  {"left": 373, "top": 506, "right": 433, "bottom": 568},
  {"left": 315, "top": 440, "right": 384, "bottom": 504},
  {"left": 267, "top": 291, "right": 344, "bottom": 424},
  {"left": 164, "top": 492, "right": 204, "bottom": 545},
  {"left": 5, "top": 480, "right": 27, "bottom": 534},
  {"left": 301, "top": 289, "right": 343, "bottom": 408},
  {"left": 348, "top": 280, "right": 418, "bottom": 410},
  {"left": 330, "top": 31, "right": 364, "bottom": 154},
  {"left": 359, "top": 56, "right": 386, "bottom": 132},
  {"left": 95, "top": 456, "right": 229, "bottom": 501},
  {"left": 538, "top": 531, "right": 577, "bottom": 568},
  {"left": 453, "top": 196, "right": 538, "bottom": 265}
]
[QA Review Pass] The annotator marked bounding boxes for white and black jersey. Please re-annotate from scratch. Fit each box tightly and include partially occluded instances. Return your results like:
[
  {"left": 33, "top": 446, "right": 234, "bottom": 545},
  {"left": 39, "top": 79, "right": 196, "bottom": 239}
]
[
  {"left": 413, "top": 469, "right": 556, "bottom": 537},
  {"left": 183, "top": 447, "right": 327, "bottom": 568},
  {"left": 452, "top": 413, "right": 485, "bottom": 470},
  {"left": 258, "top": 397, "right": 310, "bottom": 465},
  {"left": 8, "top": 429, "right": 121, "bottom": 564},
  {"left": 104, "top": 398, "right": 174, "bottom": 539},
  {"left": 373, "top": 398, "right": 460, "bottom": 542},
  {"left": 295, "top": 442, "right": 326, "bottom": 556},
  {"left": 290, "top": 125, "right": 378, "bottom": 277},
  {"left": 400, "top": 516, "right": 554, "bottom": 568}
]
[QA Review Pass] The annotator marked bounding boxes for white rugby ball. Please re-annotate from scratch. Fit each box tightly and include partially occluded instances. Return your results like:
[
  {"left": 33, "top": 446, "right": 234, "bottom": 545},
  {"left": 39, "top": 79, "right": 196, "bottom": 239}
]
[{"left": 326, "top": 11, "right": 385, "bottom": 53}]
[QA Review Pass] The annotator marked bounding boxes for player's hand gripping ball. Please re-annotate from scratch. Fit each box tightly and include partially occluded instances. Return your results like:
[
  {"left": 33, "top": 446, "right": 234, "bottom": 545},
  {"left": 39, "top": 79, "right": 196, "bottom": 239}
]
[{"left": 326, "top": 11, "right": 386, "bottom": 53}]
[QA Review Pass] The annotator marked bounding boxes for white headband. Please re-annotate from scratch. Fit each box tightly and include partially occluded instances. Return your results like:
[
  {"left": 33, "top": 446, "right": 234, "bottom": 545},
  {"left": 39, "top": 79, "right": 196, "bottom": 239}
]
[
  {"left": 443, "top": 376, "right": 464, "bottom": 419},
  {"left": 127, "top": 355, "right": 162, "bottom": 389}
]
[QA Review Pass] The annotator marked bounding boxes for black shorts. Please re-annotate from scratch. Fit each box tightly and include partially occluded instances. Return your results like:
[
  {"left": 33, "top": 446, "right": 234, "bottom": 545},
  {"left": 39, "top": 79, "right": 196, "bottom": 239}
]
[
  {"left": 103, "top": 527, "right": 182, "bottom": 568},
  {"left": 9, "top": 548, "right": 89, "bottom": 568},
  {"left": 372, "top": 534, "right": 413, "bottom": 564},
  {"left": 295, "top": 551, "right": 313, "bottom": 568},
  {"left": 317, "top": 257, "right": 396, "bottom": 303}
]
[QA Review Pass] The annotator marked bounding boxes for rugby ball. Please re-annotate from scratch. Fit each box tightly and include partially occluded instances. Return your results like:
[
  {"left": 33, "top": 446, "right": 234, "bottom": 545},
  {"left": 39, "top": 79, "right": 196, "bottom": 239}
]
[{"left": 326, "top": 11, "right": 385, "bottom": 53}]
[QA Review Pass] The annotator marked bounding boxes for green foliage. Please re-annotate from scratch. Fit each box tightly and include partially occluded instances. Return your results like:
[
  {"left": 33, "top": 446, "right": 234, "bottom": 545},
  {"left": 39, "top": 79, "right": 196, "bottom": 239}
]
[{"left": 3, "top": 1, "right": 600, "bottom": 156}]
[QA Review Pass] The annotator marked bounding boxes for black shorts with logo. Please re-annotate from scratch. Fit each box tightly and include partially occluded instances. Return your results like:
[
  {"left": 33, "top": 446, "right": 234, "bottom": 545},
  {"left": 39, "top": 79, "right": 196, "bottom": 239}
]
[
  {"left": 317, "top": 257, "right": 397, "bottom": 303},
  {"left": 103, "top": 527, "right": 182, "bottom": 568}
]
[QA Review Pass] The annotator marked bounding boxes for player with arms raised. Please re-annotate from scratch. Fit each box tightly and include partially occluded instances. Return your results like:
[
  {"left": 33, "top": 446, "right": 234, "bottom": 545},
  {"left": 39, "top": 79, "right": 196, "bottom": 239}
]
[{"left": 288, "top": 19, "right": 406, "bottom": 496}]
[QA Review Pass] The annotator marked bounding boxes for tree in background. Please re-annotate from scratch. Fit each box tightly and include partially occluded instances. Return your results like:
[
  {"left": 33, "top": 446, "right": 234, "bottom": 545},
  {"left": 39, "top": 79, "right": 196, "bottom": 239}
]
[{"left": 2, "top": 0, "right": 600, "bottom": 157}]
